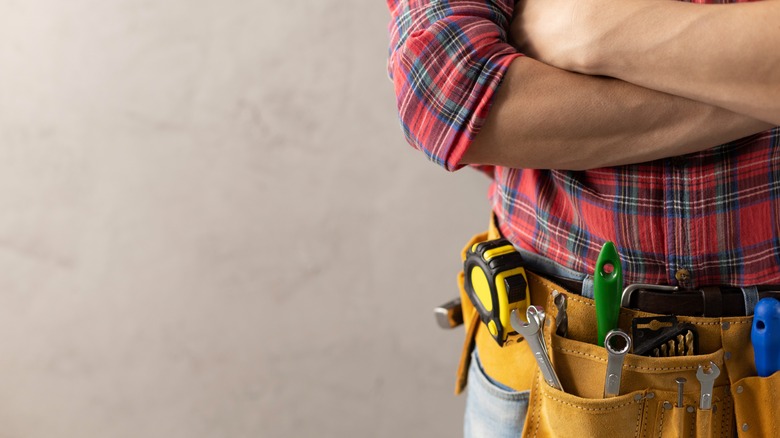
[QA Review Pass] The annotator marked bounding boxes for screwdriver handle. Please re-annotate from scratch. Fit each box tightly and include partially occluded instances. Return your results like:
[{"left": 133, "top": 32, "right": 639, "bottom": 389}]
[
  {"left": 594, "top": 242, "right": 623, "bottom": 347},
  {"left": 752, "top": 297, "right": 780, "bottom": 377}
]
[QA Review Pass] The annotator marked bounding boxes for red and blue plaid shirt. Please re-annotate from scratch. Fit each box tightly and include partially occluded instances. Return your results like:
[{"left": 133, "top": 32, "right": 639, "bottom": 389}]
[{"left": 386, "top": 0, "right": 780, "bottom": 288}]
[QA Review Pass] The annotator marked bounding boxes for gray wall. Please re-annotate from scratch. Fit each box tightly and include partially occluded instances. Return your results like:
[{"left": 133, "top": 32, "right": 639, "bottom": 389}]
[{"left": 0, "top": 1, "right": 490, "bottom": 437}]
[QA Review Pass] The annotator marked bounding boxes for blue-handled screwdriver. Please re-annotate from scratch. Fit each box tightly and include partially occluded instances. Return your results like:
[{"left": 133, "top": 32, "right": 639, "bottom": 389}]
[{"left": 751, "top": 297, "right": 780, "bottom": 377}]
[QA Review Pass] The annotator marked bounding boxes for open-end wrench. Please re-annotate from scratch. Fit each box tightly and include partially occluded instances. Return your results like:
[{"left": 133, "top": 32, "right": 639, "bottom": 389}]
[
  {"left": 552, "top": 292, "right": 568, "bottom": 337},
  {"left": 696, "top": 361, "right": 720, "bottom": 410},
  {"left": 604, "top": 329, "right": 632, "bottom": 398},
  {"left": 510, "top": 306, "right": 563, "bottom": 391}
]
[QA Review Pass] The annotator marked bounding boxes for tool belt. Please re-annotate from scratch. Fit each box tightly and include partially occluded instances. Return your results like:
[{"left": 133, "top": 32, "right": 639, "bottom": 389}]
[{"left": 454, "top": 218, "right": 779, "bottom": 437}]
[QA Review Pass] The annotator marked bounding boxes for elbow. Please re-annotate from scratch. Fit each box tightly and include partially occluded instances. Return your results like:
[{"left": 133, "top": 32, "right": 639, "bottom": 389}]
[
  {"left": 389, "top": 58, "right": 442, "bottom": 167},
  {"left": 388, "top": 43, "right": 465, "bottom": 171},
  {"left": 392, "top": 90, "right": 465, "bottom": 171},
  {"left": 386, "top": 11, "right": 521, "bottom": 171}
]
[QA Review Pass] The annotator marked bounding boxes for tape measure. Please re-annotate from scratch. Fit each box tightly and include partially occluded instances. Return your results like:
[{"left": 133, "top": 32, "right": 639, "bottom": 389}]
[{"left": 463, "top": 238, "right": 530, "bottom": 346}]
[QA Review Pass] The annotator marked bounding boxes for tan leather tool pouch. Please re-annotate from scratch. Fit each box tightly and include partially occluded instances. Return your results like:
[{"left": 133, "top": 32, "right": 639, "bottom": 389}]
[
  {"left": 522, "top": 290, "right": 740, "bottom": 438},
  {"left": 456, "top": 226, "right": 772, "bottom": 437},
  {"left": 730, "top": 371, "right": 780, "bottom": 436}
]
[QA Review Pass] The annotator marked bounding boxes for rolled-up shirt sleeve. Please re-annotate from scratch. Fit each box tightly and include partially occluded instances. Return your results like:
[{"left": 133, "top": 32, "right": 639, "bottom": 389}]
[{"left": 386, "top": 0, "right": 522, "bottom": 171}]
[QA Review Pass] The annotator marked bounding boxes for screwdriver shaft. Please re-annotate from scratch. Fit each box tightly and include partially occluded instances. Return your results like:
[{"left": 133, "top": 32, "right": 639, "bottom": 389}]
[{"left": 675, "top": 377, "right": 686, "bottom": 408}]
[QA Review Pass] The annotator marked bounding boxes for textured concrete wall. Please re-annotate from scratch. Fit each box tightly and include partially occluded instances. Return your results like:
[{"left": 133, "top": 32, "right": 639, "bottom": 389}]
[{"left": 0, "top": 1, "right": 490, "bottom": 437}]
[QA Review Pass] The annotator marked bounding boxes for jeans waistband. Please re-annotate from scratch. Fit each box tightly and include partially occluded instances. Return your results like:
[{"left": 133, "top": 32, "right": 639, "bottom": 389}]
[{"left": 512, "top": 246, "right": 595, "bottom": 299}]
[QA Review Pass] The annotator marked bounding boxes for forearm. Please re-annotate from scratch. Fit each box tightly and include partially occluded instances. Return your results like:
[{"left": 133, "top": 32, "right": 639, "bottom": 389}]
[
  {"left": 580, "top": 1, "right": 780, "bottom": 124},
  {"left": 461, "top": 57, "right": 773, "bottom": 170}
]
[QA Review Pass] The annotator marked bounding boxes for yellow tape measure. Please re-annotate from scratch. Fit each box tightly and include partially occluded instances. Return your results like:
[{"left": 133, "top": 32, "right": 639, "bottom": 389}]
[{"left": 464, "top": 238, "right": 530, "bottom": 346}]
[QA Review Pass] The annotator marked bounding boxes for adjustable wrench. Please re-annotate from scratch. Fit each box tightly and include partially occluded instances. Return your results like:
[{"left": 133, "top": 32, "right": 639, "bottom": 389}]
[
  {"left": 696, "top": 361, "right": 720, "bottom": 410},
  {"left": 604, "top": 329, "right": 632, "bottom": 398},
  {"left": 510, "top": 306, "right": 563, "bottom": 391}
]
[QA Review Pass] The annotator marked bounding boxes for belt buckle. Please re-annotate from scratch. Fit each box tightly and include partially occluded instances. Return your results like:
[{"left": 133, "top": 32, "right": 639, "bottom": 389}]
[
  {"left": 621, "top": 284, "right": 680, "bottom": 308},
  {"left": 622, "top": 284, "right": 740, "bottom": 317}
]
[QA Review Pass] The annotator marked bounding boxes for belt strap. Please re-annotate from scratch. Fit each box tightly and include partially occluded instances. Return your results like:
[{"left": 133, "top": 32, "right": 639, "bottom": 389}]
[
  {"left": 701, "top": 286, "right": 723, "bottom": 317},
  {"left": 542, "top": 269, "right": 780, "bottom": 317},
  {"left": 631, "top": 287, "right": 780, "bottom": 317}
]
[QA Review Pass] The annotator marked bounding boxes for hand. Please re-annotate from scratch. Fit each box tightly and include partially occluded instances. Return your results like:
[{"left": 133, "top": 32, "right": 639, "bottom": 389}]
[{"left": 509, "top": 0, "right": 604, "bottom": 73}]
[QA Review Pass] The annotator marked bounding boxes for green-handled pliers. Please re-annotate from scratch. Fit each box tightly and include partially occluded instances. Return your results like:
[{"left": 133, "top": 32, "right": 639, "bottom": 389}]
[{"left": 594, "top": 242, "right": 623, "bottom": 347}]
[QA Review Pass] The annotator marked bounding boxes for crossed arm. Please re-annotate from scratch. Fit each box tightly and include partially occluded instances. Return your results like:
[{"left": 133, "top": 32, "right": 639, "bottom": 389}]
[
  {"left": 387, "top": 0, "right": 776, "bottom": 171},
  {"left": 513, "top": 0, "right": 780, "bottom": 125},
  {"left": 461, "top": 56, "right": 772, "bottom": 170}
]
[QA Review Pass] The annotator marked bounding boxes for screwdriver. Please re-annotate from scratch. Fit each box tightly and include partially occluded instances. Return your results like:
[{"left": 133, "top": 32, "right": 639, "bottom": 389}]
[
  {"left": 752, "top": 297, "right": 780, "bottom": 377},
  {"left": 594, "top": 242, "right": 623, "bottom": 347}
]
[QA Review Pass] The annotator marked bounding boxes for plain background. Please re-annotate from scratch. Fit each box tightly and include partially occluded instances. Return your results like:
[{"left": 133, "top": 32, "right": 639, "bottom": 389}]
[{"left": 0, "top": 1, "right": 492, "bottom": 436}]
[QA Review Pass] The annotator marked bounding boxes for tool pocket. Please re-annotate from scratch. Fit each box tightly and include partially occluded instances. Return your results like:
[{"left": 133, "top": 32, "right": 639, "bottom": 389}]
[
  {"left": 521, "top": 329, "right": 648, "bottom": 437},
  {"left": 651, "top": 386, "right": 733, "bottom": 438},
  {"left": 531, "top": 334, "right": 731, "bottom": 437},
  {"left": 521, "top": 292, "right": 736, "bottom": 438},
  {"left": 731, "top": 371, "right": 780, "bottom": 436},
  {"left": 655, "top": 404, "right": 693, "bottom": 438},
  {"left": 524, "top": 374, "right": 646, "bottom": 438}
]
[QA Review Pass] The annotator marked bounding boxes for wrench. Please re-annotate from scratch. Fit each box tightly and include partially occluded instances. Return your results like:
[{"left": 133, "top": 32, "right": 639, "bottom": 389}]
[
  {"left": 696, "top": 361, "right": 720, "bottom": 410},
  {"left": 604, "top": 329, "right": 632, "bottom": 398},
  {"left": 552, "top": 292, "right": 568, "bottom": 337},
  {"left": 510, "top": 306, "right": 563, "bottom": 391}
]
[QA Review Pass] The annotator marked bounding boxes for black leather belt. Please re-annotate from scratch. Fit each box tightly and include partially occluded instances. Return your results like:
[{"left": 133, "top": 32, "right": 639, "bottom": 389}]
[
  {"left": 540, "top": 271, "right": 780, "bottom": 317},
  {"left": 627, "top": 286, "right": 780, "bottom": 317}
]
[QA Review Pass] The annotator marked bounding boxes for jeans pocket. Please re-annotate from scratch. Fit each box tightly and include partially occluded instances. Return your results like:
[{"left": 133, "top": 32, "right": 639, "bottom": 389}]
[{"left": 464, "top": 350, "right": 530, "bottom": 438}]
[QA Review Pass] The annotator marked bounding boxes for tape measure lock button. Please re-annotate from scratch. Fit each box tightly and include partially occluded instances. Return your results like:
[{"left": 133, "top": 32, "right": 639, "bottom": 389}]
[
  {"left": 463, "top": 238, "right": 530, "bottom": 346},
  {"left": 504, "top": 274, "right": 528, "bottom": 304}
]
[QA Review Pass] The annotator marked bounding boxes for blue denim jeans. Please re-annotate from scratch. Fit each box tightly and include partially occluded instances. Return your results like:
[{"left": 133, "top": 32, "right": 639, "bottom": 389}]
[
  {"left": 463, "top": 350, "right": 530, "bottom": 437},
  {"left": 463, "top": 246, "right": 592, "bottom": 437}
]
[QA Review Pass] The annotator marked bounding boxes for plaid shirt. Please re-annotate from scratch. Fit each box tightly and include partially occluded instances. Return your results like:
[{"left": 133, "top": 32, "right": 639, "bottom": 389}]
[{"left": 386, "top": 0, "right": 780, "bottom": 288}]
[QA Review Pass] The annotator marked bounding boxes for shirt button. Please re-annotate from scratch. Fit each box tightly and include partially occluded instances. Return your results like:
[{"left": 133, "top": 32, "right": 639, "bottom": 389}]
[{"left": 675, "top": 269, "right": 691, "bottom": 283}]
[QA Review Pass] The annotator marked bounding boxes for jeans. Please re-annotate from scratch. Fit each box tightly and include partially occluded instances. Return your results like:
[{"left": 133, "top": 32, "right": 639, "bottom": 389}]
[
  {"left": 464, "top": 351, "right": 530, "bottom": 438},
  {"left": 512, "top": 247, "right": 595, "bottom": 299},
  {"left": 463, "top": 246, "right": 590, "bottom": 437}
]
